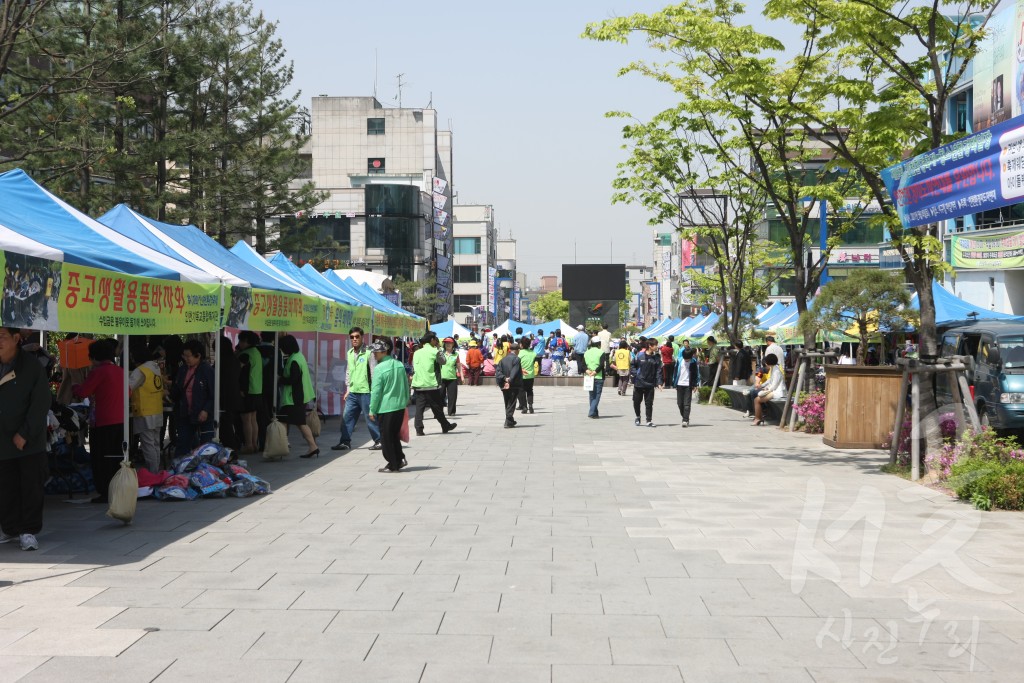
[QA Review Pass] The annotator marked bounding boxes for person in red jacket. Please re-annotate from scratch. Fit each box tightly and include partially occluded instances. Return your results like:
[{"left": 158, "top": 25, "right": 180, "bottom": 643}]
[
  {"left": 465, "top": 340, "right": 484, "bottom": 386},
  {"left": 73, "top": 339, "right": 125, "bottom": 504},
  {"left": 660, "top": 335, "right": 677, "bottom": 388}
]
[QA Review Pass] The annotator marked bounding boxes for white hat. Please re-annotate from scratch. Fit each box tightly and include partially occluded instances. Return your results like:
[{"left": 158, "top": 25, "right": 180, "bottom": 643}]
[
  {"left": 591, "top": 335, "right": 601, "bottom": 344},
  {"left": 576, "top": 324, "right": 584, "bottom": 330}
]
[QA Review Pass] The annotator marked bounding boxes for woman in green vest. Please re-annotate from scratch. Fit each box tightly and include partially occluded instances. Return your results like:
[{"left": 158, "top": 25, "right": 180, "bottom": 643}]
[
  {"left": 236, "top": 331, "right": 263, "bottom": 455},
  {"left": 440, "top": 337, "right": 460, "bottom": 416},
  {"left": 516, "top": 335, "right": 538, "bottom": 414},
  {"left": 278, "top": 334, "right": 318, "bottom": 458}
]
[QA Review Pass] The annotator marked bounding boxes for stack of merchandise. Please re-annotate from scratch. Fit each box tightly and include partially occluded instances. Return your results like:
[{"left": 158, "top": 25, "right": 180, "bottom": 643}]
[{"left": 137, "top": 443, "right": 272, "bottom": 501}]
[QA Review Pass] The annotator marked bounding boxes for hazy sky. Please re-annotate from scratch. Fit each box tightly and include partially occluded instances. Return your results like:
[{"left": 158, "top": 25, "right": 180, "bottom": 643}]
[{"left": 248, "top": 1, "right": 761, "bottom": 284}]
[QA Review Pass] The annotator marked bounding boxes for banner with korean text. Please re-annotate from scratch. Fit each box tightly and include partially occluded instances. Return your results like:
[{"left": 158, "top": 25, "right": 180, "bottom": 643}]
[
  {"left": 1, "top": 251, "right": 222, "bottom": 334},
  {"left": 226, "top": 286, "right": 320, "bottom": 332},
  {"left": 881, "top": 113, "right": 1024, "bottom": 229},
  {"left": 951, "top": 229, "right": 1024, "bottom": 269}
]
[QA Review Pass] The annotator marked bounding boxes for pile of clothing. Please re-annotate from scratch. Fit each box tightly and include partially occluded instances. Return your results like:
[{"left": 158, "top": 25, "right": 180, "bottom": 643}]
[{"left": 138, "top": 442, "right": 271, "bottom": 500}]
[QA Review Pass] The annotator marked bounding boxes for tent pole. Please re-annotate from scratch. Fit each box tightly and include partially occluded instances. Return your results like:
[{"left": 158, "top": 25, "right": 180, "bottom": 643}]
[
  {"left": 122, "top": 334, "right": 130, "bottom": 464},
  {"left": 313, "top": 330, "right": 320, "bottom": 414},
  {"left": 273, "top": 332, "right": 279, "bottom": 414},
  {"left": 213, "top": 330, "right": 221, "bottom": 443}
]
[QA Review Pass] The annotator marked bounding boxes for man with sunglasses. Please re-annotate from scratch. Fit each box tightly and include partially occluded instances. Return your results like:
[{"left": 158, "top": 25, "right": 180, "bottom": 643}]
[{"left": 332, "top": 326, "right": 382, "bottom": 452}]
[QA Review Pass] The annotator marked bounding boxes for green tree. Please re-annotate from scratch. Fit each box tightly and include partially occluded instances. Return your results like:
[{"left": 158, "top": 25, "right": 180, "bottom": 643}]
[
  {"left": 806, "top": 270, "right": 917, "bottom": 365},
  {"left": 584, "top": 1, "right": 871, "bottom": 347},
  {"left": 531, "top": 290, "right": 569, "bottom": 323},
  {"left": 393, "top": 275, "right": 445, "bottom": 322}
]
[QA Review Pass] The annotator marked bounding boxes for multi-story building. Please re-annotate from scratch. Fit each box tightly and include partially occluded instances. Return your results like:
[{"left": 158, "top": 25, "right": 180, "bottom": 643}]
[
  {"left": 451, "top": 204, "right": 496, "bottom": 328},
  {"left": 284, "top": 96, "right": 454, "bottom": 318},
  {"left": 625, "top": 264, "right": 653, "bottom": 323}
]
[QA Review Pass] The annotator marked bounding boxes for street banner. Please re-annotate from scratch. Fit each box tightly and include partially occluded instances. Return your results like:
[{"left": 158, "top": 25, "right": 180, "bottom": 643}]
[
  {"left": 432, "top": 177, "right": 448, "bottom": 195},
  {"left": 1, "top": 251, "right": 221, "bottom": 334},
  {"left": 951, "top": 229, "right": 1024, "bottom": 268},
  {"left": 432, "top": 192, "right": 447, "bottom": 210},
  {"left": 433, "top": 208, "right": 449, "bottom": 226},
  {"left": 226, "top": 286, "right": 320, "bottom": 332},
  {"left": 881, "top": 113, "right": 1024, "bottom": 228}
]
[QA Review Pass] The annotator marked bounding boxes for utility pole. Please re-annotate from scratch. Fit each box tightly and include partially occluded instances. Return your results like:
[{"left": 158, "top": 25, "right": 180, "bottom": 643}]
[{"left": 396, "top": 73, "right": 405, "bottom": 108}]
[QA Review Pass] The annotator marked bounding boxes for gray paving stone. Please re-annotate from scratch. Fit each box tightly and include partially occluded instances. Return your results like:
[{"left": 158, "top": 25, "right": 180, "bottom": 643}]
[
  {"left": 490, "top": 635, "right": 612, "bottom": 665},
  {"left": 323, "top": 609, "right": 443, "bottom": 634},
  {"left": 14, "top": 655, "right": 173, "bottom": 682},
  {"left": 439, "top": 611, "right": 551, "bottom": 636},
  {"left": 288, "top": 660, "right": 425, "bottom": 683},
  {"left": 244, "top": 630, "right": 377, "bottom": 661},
  {"left": 552, "top": 664, "right": 684, "bottom": 683},
  {"left": 420, "top": 663, "right": 550, "bottom": 683},
  {"left": 363, "top": 633, "right": 493, "bottom": 663},
  {"left": 609, "top": 637, "right": 736, "bottom": 667},
  {"left": 153, "top": 657, "right": 298, "bottom": 682},
  {"left": 99, "top": 607, "right": 229, "bottom": 631},
  {"left": 212, "top": 608, "right": 337, "bottom": 633}
]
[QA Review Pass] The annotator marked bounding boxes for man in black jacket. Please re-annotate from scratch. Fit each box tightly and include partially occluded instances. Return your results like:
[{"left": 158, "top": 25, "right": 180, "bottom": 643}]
[
  {"left": 632, "top": 338, "right": 662, "bottom": 427},
  {"left": 0, "top": 328, "right": 51, "bottom": 551},
  {"left": 495, "top": 343, "right": 523, "bottom": 428}
]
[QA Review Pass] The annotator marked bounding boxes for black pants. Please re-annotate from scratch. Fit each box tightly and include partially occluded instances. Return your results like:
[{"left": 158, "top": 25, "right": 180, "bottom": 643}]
[
  {"left": 705, "top": 363, "right": 719, "bottom": 387},
  {"left": 518, "top": 378, "right": 535, "bottom": 410},
  {"left": 414, "top": 389, "right": 453, "bottom": 433},
  {"left": 676, "top": 386, "right": 693, "bottom": 422},
  {"left": 378, "top": 409, "right": 406, "bottom": 470},
  {"left": 502, "top": 387, "right": 519, "bottom": 425},
  {"left": 90, "top": 423, "right": 123, "bottom": 499},
  {"left": 0, "top": 451, "right": 47, "bottom": 536},
  {"left": 662, "top": 361, "right": 676, "bottom": 388},
  {"left": 633, "top": 387, "right": 655, "bottom": 422},
  {"left": 442, "top": 378, "right": 458, "bottom": 415}
]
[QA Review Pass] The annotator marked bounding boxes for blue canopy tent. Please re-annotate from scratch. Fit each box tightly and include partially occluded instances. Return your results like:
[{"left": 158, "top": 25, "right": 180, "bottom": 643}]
[
  {"left": 686, "top": 313, "right": 720, "bottom": 338},
  {"left": 670, "top": 315, "right": 713, "bottom": 338},
  {"left": 322, "top": 269, "right": 423, "bottom": 324},
  {"left": 268, "top": 253, "right": 362, "bottom": 306},
  {"left": 0, "top": 169, "right": 216, "bottom": 284},
  {"left": 911, "top": 282, "right": 1023, "bottom": 324},
  {"left": 754, "top": 301, "right": 785, "bottom": 327},
  {"left": 640, "top": 317, "right": 681, "bottom": 337},
  {"left": 98, "top": 205, "right": 302, "bottom": 294},
  {"left": 757, "top": 303, "right": 794, "bottom": 329},
  {"left": 430, "top": 320, "right": 472, "bottom": 339}
]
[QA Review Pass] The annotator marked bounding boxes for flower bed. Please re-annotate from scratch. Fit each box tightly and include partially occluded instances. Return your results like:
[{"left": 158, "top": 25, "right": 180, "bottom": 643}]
[
  {"left": 793, "top": 391, "right": 826, "bottom": 434},
  {"left": 929, "top": 429, "right": 1024, "bottom": 511}
]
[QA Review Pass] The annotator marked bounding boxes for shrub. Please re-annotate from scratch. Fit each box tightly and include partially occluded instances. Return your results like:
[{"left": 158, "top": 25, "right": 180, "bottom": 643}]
[
  {"left": 698, "top": 386, "right": 712, "bottom": 402},
  {"left": 947, "top": 430, "right": 1024, "bottom": 510},
  {"left": 794, "top": 391, "right": 826, "bottom": 434},
  {"left": 713, "top": 389, "right": 732, "bottom": 406}
]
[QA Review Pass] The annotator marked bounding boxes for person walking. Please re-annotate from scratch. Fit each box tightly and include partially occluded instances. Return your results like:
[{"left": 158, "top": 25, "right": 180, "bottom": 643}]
[
  {"left": 411, "top": 334, "right": 456, "bottom": 436},
  {"left": 752, "top": 354, "right": 785, "bottom": 426},
  {"left": 597, "top": 323, "right": 612, "bottom": 355},
  {"left": 333, "top": 326, "right": 381, "bottom": 452},
  {"left": 236, "top": 331, "right": 263, "bottom": 455},
  {"left": 72, "top": 339, "right": 125, "bottom": 504},
  {"left": 548, "top": 330, "right": 568, "bottom": 376},
  {"left": 674, "top": 347, "right": 699, "bottom": 428},
  {"left": 465, "top": 340, "right": 483, "bottom": 386},
  {"left": 440, "top": 337, "right": 459, "bottom": 416},
  {"left": 660, "top": 336, "right": 676, "bottom": 388},
  {"left": 368, "top": 339, "right": 410, "bottom": 472},
  {"left": 583, "top": 336, "right": 607, "bottom": 419},
  {"left": 278, "top": 335, "right": 319, "bottom": 458},
  {"left": 613, "top": 339, "right": 632, "bottom": 395},
  {"left": 495, "top": 342, "right": 523, "bottom": 428},
  {"left": 517, "top": 336, "right": 538, "bottom": 414},
  {"left": 632, "top": 338, "right": 662, "bottom": 427},
  {"left": 129, "top": 344, "right": 165, "bottom": 472},
  {"left": 0, "top": 327, "right": 51, "bottom": 551}
]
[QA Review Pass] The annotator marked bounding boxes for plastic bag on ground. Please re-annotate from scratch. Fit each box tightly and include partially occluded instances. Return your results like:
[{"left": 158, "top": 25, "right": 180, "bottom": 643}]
[
  {"left": 107, "top": 460, "right": 138, "bottom": 524},
  {"left": 263, "top": 419, "right": 289, "bottom": 461}
]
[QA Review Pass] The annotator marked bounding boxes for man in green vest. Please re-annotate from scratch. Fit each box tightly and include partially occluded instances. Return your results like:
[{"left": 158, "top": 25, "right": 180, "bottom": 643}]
[
  {"left": 236, "top": 331, "right": 263, "bottom": 455},
  {"left": 332, "top": 326, "right": 382, "bottom": 452},
  {"left": 411, "top": 333, "right": 456, "bottom": 436},
  {"left": 516, "top": 335, "right": 538, "bottom": 414}
]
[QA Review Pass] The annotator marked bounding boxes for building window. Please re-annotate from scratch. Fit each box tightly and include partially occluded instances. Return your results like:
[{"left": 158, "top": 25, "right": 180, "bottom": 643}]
[
  {"left": 367, "top": 118, "right": 385, "bottom": 135},
  {"left": 367, "top": 157, "right": 385, "bottom": 175},
  {"left": 454, "top": 294, "right": 482, "bottom": 309},
  {"left": 454, "top": 237, "right": 481, "bottom": 255},
  {"left": 453, "top": 266, "right": 481, "bottom": 283}
]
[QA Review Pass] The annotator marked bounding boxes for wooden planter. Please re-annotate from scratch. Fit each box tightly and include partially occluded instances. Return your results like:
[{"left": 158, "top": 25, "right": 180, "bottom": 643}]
[{"left": 823, "top": 365, "right": 903, "bottom": 449}]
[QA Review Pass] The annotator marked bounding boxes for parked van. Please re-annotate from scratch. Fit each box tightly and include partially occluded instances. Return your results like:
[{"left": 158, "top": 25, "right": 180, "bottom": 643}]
[{"left": 938, "top": 323, "right": 1024, "bottom": 430}]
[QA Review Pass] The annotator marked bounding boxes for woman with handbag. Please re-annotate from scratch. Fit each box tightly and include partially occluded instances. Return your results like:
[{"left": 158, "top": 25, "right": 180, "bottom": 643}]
[
  {"left": 752, "top": 354, "right": 785, "bottom": 426},
  {"left": 170, "top": 339, "right": 215, "bottom": 456},
  {"left": 278, "top": 335, "right": 319, "bottom": 458}
]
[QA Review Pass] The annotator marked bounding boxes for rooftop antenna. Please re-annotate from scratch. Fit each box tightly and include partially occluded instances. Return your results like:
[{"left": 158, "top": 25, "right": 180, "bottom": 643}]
[
  {"left": 395, "top": 73, "right": 405, "bottom": 108},
  {"left": 373, "top": 49, "right": 378, "bottom": 98}
]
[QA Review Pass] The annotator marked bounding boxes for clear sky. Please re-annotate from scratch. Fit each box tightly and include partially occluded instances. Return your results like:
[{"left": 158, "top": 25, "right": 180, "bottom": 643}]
[{"left": 246, "top": 1, "right": 746, "bottom": 285}]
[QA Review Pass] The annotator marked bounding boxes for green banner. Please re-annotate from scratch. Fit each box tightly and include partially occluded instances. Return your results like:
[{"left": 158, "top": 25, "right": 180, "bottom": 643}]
[
  {"left": 1, "top": 251, "right": 221, "bottom": 334},
  {"left": 227, "top": 286, "right": 320, "bottom": 332},
  {"left": 951, "top": 229, "right": 1024, "bottom": 269},
  {"left": 319, "top": 300, "right": 372, "bottom": 334}
]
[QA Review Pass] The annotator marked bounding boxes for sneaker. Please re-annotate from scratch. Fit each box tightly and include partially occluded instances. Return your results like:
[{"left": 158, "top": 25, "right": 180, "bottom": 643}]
[
  {"left": 682, "top": 421, "right": 689, "bottom": 428},
  {"left": 647, "top": 421, "right": 655, "bottom": 428},
  {"left": 743, "top": 411, "right": 750, "bottom": 418},
  {"left": 369, "top": 441, "right": 382, "bottom": 450},
  {"left": 0, "top": 531, "right": 16, "bottom": 544},
  {"left": 634, "top": 417, "right": 641, "bottom": 426},
  {"left": 331, "top": 442, "right": 350, "bottom": 451},
  {"left": 19, "top": 534, "right": 38, "bottom": 551}
]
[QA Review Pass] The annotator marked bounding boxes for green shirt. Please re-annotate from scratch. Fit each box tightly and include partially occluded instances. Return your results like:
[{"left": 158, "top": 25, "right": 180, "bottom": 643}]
[
  {"left": 411, "top": 346, "right": 440, "bottom": 389},
  {"left": 584, "top": 347, "right": 605, "bottom": 380},
  {"left": 238, "top": 346, "right": 262, "bottom": 395},
  {"left": 347, "top": 347, "right": 372, "bottom": 394},
  {"left": 440, "top": 352, "right": 459, "bottom": 381},
  {"left": 369, "top": 356, "right": 410, "bottom": 415},
  {"left": 518, "top": 349, "right": 538, "bottom": 379},
  {"left": 281, "top": 352, "right": 314, "bottom": 407}
]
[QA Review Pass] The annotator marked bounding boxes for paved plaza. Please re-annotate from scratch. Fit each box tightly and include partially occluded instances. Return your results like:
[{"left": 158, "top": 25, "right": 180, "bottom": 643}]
[{"left": 0, "top": 385, "right": 1022, "bottom": 681}]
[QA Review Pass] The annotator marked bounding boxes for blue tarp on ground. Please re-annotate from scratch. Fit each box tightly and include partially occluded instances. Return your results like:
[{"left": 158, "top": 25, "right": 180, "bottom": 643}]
[
  {"left": 98, "top": 205, "right": 300, "bottom": 292},
  {"left": 0, "top": 169, "right": 216, "bottom": 283}
]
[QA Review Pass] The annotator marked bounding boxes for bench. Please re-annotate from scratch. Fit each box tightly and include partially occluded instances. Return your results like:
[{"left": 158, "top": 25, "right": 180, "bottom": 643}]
[{"left": 717, "top": 384, "right": 786, "bottom": 424}]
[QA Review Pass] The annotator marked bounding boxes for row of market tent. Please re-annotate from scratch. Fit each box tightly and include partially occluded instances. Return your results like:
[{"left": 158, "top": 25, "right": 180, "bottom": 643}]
[
  {"left": 639, "top": 283, "right": 1023, "bottom": 344},
  {"left": 429, "top": 318, "right": 578, "bottom": 340},
  {"left": 0, "top": 168, "right": 426, "bottom": 339}
]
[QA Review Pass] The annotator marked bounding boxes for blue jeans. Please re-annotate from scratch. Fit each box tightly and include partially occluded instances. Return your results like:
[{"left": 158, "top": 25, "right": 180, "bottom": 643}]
[
  {"left": 553, "top": 357, "right": 567, "bottom": 375},
  {"left": 588, "top": 378, "right": 604, "bottom": 417},
  {"left": 338, "top": 392, "right": 380, "bottom": 445}
]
